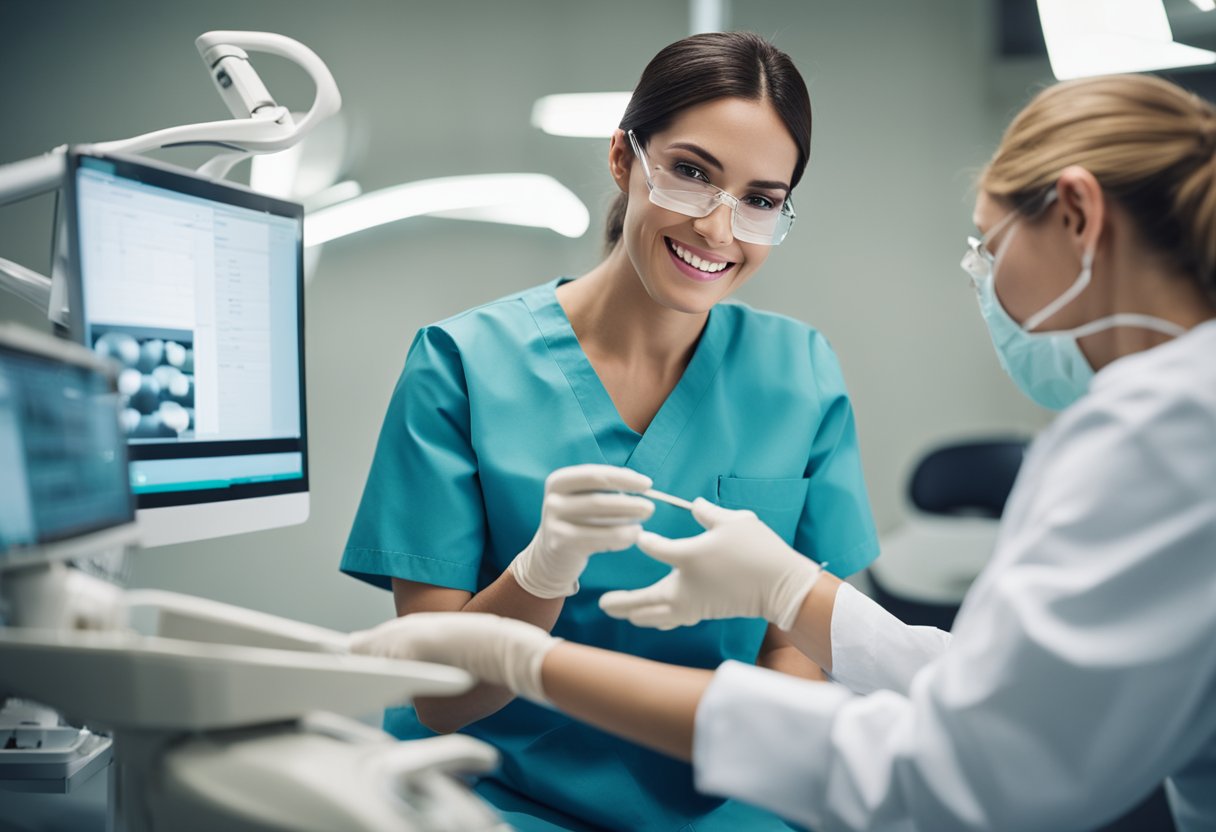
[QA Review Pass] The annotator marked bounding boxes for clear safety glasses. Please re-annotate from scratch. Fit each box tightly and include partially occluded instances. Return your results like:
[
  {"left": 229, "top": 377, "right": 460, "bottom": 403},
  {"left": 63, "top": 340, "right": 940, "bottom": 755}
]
[
  {"left": 961, "top": 188, "right": 1058, "bottom": 283},
  {"left": 627, "top": 130, "right": 796, "bottom": 246}
]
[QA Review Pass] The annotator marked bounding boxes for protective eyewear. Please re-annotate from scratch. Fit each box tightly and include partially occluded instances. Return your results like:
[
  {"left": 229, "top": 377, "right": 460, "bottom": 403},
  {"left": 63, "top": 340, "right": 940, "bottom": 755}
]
[
  {"left": 628, "top": 130, "right": 796, "bottom": 246},
  {"left": 961, "top": 188, "right": 1058, "bottom": 283}
]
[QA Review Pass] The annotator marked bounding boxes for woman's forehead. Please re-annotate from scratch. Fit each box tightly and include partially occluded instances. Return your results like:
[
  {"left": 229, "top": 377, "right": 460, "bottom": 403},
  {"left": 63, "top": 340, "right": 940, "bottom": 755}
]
[
  {"left": 654, "top": 98, "right": 799, "bottom": 179},
  {"left": 973, "top": 191, "right": 1003, "bottom": 230}
]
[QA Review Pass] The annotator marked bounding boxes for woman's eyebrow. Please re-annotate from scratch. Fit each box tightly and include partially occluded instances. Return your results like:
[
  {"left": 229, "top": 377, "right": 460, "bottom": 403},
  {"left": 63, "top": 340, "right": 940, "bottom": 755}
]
[
  {"left": 665, "top": 141, "right": 791, "bottom": 193},
  {"left": 750, "top": 178, "right": 792, "bottom": 194},
  {"left": 667, "top": 142, "right": 723, "bottom": 170}
]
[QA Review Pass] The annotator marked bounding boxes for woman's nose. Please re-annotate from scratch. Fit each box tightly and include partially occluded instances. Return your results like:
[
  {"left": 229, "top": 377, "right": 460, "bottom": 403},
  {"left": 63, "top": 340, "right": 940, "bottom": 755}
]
[{"left": 691, "top": 201, "right": 734, "bottom": 247}]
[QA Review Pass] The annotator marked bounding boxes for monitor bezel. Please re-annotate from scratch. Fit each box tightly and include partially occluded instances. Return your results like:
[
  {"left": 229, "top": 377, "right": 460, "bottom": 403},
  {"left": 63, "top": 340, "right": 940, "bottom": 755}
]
[{"left": 63, "top": 147, "right": 310, "bottom": 516}]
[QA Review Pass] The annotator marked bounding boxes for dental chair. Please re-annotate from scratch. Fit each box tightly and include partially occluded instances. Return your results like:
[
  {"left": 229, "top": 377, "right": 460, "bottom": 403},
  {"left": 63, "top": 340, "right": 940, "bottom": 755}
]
[{"left": 868, "top": 438, "right": 1026, "bottom": 630}]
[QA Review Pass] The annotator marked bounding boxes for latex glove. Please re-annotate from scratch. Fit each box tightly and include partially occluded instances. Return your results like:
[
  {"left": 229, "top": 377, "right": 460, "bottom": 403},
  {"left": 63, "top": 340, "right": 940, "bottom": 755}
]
[
  {"left": 509, "top": 464, "right": 654, "bottom": 599},
  {"left": 599, "top": 498, "right": 822, "bottom": 631},
  {"left": 348, "top": 612, "right": 560, "bottom": 704}
]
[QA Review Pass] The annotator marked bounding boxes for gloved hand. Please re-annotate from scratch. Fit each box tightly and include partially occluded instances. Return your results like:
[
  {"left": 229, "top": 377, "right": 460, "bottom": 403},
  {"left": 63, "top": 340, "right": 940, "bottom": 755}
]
[
  {"left": 348, "top": 612, "right": 561, "bottom": 704},
  {"left": 509, "top": 464, "right": 654, "bottom": 599},
  {"left": 599, "top": 499, "right": 823, "bottom": 631}
]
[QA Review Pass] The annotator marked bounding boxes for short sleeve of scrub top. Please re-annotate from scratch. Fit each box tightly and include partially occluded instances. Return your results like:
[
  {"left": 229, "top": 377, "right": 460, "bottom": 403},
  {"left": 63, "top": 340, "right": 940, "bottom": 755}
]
[
  {"left": 790, "top": 331, "right": 883, "bottom": 575},
  {"left": 340, "top": 279, "right": 880, "bottom": 832},
  {"left": 341, "top": 325, "right": 485, "bottom": 592}
]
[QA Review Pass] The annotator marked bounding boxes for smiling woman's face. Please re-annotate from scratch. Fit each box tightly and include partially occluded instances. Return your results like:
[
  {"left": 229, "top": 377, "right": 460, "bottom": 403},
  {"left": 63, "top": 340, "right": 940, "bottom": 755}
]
[{"left": 616, "top": 96, "right": 800, "bottom": 315}]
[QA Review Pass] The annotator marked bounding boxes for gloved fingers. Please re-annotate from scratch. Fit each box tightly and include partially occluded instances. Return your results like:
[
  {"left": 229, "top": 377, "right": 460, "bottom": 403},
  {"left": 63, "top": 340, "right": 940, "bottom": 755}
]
[
  {"left": 598, "top": 576, "right": 679, "bottom": 619},
  {"left": 547, "top": 518, "right": 643, "bottom": 553},
  {"left": 548, "top": 491, "right": 655, "bottom": 524},
  {"left": 690, "top": 497, "right": 755, "bottom": 530},
  {"left": 599, "top": 586, "right": 687, "bottom": 629},
  {"left": 545, "top": 464, "right": 652, "bottom": 496},
  {"left": 347, "top": 627, "right": 387, "bottom": 656},
  {"left": 621, "top": 604, "right": 684, "bottom": 630},
  {"left": 633, "top": 529, "right": 707, "bottom": 565},
  {"left": 347, "top": 613, "right": 439, "bottom": 660}
]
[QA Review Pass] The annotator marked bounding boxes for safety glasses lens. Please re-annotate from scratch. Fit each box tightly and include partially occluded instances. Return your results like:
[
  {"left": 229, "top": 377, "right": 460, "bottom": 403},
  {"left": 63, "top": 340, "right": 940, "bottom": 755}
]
[
  {"left": 633, "top": 131, "right": 795, "bottom": 246},
  {"left": 961, "top": 238, "right": 990, "bottom": 281}
]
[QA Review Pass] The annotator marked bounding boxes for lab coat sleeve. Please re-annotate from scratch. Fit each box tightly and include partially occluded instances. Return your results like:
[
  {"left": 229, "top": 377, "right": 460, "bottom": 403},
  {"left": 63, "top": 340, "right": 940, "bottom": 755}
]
[
  {"left": 694, "top": 398, "right": 1216, "bottom": 832},
  {"left": 340, "top": 326, "right": 487, "bottom": 592},
  {"left": 794, "top": 332, "right": 880, "bottom": 577},
  {"left": 828, "top": 582, "right": 952, "bottom": 696}
]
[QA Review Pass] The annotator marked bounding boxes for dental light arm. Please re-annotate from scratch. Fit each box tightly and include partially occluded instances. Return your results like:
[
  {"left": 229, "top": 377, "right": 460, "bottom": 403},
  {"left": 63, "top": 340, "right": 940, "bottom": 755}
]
[
  {"left": 95, "top": 31, "right": 340, "bottom": 158},
  {"left": 0, "top": 30, "right": 341, "bottom": 321}
]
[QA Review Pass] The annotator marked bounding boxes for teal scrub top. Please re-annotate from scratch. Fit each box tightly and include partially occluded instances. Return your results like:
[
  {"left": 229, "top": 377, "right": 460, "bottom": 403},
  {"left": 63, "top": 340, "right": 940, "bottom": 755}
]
[{"left": 341, "top": 278, "right": 879, "bottom": 832}]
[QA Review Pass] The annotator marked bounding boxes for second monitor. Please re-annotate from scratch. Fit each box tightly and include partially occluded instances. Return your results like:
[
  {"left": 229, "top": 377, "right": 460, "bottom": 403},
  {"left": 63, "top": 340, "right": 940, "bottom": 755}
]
[{"left": 65, "top": 149, "right": 309, "bottom": 547}]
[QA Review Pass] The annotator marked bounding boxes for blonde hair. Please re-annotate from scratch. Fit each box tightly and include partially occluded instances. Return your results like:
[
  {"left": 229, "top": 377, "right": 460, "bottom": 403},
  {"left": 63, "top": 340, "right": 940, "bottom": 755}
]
[{"left": 980, "top": 74, "right": 1216, "bottom": 303}]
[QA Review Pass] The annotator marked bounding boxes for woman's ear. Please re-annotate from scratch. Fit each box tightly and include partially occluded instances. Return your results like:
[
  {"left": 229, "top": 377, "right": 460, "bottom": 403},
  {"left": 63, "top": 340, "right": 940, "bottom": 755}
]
[
  {"left": 608, "top": 129, "right": 633, "bottom": 194},
  {"left": 1055, "top": 166, "right": 1105, "bottom": 259}
]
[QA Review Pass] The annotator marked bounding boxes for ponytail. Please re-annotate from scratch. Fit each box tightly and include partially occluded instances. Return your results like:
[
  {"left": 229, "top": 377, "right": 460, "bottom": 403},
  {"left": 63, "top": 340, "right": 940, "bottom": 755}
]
[
  {"left": 980, "top": 74, "right": 1216, "bottom": 306},
  {"left": 1174, "top": 125, "right": 1216, "bottom": 304},
  {"left": 604, "top": 192, "right": 628, "bottom": 254}
]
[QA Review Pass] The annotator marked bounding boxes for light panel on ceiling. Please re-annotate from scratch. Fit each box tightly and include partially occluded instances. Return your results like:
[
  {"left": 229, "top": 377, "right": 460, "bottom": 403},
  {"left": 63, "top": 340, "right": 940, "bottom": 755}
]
[
  {"left": 1038, "top": 0, "right": 1216, "bottom": 78},
  {"left": 531, "top": 93, "right": 631, "bottom": 139},
  {"left": 304, "top": 173, "right": 589, "bottom": 247}
]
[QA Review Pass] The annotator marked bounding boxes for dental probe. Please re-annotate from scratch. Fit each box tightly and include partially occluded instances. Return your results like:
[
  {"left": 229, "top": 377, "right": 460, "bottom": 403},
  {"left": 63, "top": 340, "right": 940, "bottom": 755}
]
[{"left": 642, "top": 488, "right": 696, "bottom": 512}]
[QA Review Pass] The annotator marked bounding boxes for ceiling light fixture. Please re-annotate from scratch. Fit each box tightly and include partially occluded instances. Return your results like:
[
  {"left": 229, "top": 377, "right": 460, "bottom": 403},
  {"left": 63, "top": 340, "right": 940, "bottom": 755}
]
[
  {"left": 532, "top": 0, "right": 729, "bottom": 139},
  {"left": 1038, "top": 0, "right": 1216, "bottom": 78},
  {"left": 304, "top": 173, "right": 589, "bottom": 247},
  {"left": 531, "top": 93, "right": 632, "bottom": 138}
]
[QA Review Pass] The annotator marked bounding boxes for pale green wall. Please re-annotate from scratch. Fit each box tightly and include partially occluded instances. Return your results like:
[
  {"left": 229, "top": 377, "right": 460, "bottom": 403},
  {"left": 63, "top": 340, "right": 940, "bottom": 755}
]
[{"left": 0, "top": 0, "right": 1054, "bottom": 630}]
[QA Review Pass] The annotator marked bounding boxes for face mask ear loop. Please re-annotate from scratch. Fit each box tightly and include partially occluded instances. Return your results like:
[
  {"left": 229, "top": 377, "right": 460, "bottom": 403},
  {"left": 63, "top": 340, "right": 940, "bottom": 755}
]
[
  {"left": 1023, "top": 246, "right": 1094, "bottom": 332},
  {"left": 1064, "top": 313, "right": 1188, "bottom": 341},
  {"left": 988, "top": 221, "right": 1020, "bottom": 281}
]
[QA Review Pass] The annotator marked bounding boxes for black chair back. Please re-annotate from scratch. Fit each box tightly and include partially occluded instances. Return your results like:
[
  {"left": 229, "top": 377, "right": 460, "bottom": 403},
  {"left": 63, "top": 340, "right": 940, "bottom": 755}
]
[{"left": 908, "top": 439, "right": 1028, "bottom": 519}]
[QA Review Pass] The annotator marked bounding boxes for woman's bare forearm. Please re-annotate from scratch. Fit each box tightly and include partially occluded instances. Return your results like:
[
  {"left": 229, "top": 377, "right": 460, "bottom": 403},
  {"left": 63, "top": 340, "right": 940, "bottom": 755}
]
[
  {"left": 782, "top": 571, "right": 843, "bottom": 673},
  {"left": 401, "top": 568, "right": 841, "bottom": 735},
  {"left": 757, "top": 623, "right": 827, "bottom": 680},
  {"left": 539, "top": 613, "right": 843, "bottom": 763},
  {"left": 541, "top": 642, "right": 713, "bottom": 762}
]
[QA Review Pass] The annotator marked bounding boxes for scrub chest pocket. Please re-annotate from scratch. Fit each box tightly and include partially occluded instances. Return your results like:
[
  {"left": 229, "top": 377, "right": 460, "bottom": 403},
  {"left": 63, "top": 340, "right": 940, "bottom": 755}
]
[{"left": 716, "top": 476, "right": 810, "bottom": 543}]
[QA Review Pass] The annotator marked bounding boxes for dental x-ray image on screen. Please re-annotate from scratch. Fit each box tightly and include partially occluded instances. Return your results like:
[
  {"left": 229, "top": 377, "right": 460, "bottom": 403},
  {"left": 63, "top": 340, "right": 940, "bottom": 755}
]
[{"left": 65, "top": 150, "right": 309, "bottom": 547}]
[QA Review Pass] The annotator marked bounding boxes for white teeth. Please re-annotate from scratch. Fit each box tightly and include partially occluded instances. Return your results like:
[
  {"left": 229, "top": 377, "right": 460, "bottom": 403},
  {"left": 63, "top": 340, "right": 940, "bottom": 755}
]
[{"left": 671, "top": 241, "right": 728, "bottom": 273}]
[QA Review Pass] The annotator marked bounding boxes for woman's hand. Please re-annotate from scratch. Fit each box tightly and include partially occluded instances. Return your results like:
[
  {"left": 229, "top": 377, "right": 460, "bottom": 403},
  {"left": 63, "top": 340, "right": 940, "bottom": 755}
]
[
  {"left": 509, "top": 464, "right": 654, "bottom": 599},
  {"left": 349, "top": 612, "right": 561, "bottom": 704},
  {"left": 599, "top": 499, "right": 823, "bottom": 631}
]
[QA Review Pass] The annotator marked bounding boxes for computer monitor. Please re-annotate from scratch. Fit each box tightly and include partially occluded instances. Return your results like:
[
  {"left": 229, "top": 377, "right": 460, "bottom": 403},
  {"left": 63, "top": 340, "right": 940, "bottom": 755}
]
[
  {"left": 0, "top": 324, "right": 138, "bottom": 567},
  {"left": 64, "top": 149, "right": 309, "bottom": 547}
]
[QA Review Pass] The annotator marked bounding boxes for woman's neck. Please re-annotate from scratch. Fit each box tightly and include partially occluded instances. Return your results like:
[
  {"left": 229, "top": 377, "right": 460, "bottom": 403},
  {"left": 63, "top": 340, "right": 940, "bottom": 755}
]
[
  {"left": 558, "top": 246, "right": 709, "bottom": 374},
  {"left": 1078, "top": 243, "right": 1216, "bottom": 371}
]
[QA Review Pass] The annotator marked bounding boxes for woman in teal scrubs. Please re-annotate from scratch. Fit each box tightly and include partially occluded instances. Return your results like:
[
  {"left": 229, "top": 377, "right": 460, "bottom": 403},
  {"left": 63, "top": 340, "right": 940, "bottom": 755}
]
[{"left": 341, "top": 31, "right": 878, "bottom": 831}]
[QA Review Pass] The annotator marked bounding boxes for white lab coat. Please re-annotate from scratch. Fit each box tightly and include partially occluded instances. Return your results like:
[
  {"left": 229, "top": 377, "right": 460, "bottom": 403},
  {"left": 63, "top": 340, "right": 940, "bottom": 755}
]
[{"left": 693, "top": 319, "right": 1216, "bottom": 832}]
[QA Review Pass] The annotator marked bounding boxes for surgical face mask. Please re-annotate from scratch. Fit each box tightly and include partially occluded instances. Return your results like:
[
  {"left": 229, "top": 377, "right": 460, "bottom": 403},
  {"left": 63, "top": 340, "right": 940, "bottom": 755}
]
[{"left": 960, "top": 190, "right": 1186, "bottom": 411}]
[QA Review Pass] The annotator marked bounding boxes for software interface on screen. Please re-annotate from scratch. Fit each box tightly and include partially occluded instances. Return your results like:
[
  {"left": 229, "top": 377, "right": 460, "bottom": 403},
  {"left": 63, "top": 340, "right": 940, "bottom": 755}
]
[
  {"left": 0, "top": 342, "right": 133, "bottom": 555},
  {"left": 72, "top": 154, "right": 307, "bottom": 508}
]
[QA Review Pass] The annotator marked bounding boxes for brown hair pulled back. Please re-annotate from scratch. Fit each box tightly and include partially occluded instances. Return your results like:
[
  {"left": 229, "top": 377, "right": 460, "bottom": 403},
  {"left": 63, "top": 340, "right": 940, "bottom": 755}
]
[{"left": 603, "top": 32, "right": 812, "bottom": 252}]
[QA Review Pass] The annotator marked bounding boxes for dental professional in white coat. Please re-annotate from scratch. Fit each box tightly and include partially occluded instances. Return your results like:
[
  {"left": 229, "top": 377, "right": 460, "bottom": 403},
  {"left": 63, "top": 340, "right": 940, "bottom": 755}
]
[{"left": 351, "top": 74, "right": 1216, "bottom": 832}]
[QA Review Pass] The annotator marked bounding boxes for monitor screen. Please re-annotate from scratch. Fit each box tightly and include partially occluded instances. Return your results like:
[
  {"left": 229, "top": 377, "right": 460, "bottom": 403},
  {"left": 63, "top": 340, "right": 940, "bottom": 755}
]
[
  {"left": 66, "top": 150, "right": 309, "bottom": 546},
  {"left": 0, "top": 327, "right": 135, "bottom": 562}
]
